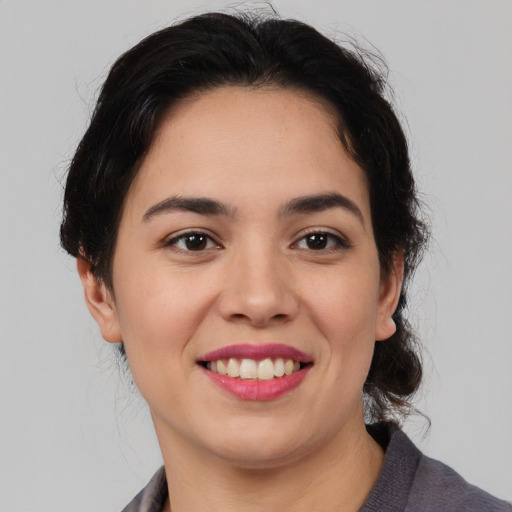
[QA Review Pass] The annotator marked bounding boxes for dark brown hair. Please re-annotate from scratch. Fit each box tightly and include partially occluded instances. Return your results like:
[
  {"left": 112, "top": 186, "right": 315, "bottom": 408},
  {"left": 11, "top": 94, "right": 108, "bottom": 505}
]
[{"left": 61, "top": 11, "right": 429, "bottom": 423}]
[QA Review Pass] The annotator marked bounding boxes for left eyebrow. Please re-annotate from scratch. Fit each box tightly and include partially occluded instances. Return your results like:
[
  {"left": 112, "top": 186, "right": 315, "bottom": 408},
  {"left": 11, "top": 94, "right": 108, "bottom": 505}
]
[
  {"left": 280, "top": 192, "right": 365, "bottom": 226},
  {"left": 142, "top": 196, "right": 235, "bottom": 222}
]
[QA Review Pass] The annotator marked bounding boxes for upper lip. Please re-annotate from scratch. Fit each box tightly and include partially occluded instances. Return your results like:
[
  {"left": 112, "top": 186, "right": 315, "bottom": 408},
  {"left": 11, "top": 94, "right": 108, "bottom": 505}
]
[{"left": 198, "top": 343, "right": 313, "bottom": 363}]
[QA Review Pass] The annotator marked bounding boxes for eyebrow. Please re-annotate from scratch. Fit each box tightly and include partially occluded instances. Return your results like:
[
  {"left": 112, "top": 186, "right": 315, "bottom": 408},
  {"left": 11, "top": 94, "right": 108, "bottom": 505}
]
[
  {"left": 280, "top": 193, "right": 364, "bottom": 225},
  {"left": 142, "top": 196, "right": 234, "bottom": 221},
  {"left": 142, "top": 192, "right": 364, "bottom": 225}
]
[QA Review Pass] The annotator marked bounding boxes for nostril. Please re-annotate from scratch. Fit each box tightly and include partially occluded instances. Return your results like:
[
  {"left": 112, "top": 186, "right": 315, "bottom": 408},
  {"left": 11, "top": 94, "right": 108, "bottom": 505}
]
[{"left": 218, "top": 286, "right": 298, "bottom": 327}]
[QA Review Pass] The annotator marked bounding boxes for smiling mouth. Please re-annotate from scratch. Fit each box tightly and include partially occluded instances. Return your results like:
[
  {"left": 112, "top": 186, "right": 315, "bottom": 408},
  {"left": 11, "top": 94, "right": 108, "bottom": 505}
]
[
  {"left": 197, "top": 343, "right": 314, "bottom": 382},
  {"left": 199, "top": 357, "right": 311, "bottom": 380},
  {"left": 198, "top": 344, "right": 313, "bottom": 400}
]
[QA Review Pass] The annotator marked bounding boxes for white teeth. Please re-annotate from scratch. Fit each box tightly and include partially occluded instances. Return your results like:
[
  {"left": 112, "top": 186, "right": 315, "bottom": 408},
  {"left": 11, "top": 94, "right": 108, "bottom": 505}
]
[
  {"left": 207, "top": 357, "right": 305, "bottom": 380},
  {"left": 274, "top": 358, "right": 285, "bottom": 377},
  {"left": 257, "top": 358, "right": 274, "bottom": 380},
  {"left": 239, "top": 359, "right": 258, "bottom": 379},
  {"left": 217, "top": 359, "right": 228, "bottom": 375},
  {"left": 227, "top": 358, "right": 240, "bottom": 378}
]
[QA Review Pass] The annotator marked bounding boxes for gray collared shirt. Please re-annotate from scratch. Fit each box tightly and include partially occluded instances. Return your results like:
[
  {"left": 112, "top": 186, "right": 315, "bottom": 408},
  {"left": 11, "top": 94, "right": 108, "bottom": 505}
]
[{"left": 121, "top": 424, "right": 512, "bottom": 512}]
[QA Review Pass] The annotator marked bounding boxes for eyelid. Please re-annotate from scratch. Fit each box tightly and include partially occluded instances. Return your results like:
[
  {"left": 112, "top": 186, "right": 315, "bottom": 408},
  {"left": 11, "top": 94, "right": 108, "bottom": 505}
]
[
  {"left": 291, "top": 227, "right": 351, "bottom": 250},
  {"left": 162, "top": 229, "right": 222, "bottom": 251}
]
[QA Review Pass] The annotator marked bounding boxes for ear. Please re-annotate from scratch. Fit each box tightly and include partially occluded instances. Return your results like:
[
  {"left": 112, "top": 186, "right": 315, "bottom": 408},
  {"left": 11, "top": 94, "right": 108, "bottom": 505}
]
[
  {"left": 375, "top": 250, "right": 404, "bottom": 341},
  {"left": 76, "top": 257, "right": 122, "bottom": 344}
]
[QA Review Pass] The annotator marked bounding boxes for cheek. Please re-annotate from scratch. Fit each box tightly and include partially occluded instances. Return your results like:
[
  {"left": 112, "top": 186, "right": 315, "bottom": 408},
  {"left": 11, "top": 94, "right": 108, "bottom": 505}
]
[
  {"left": 112, "top": 268, "right": 217, "bottom": 373},
  {"left": 301, "top": 265, "right": 380, "bottom": 347},
  {"left": 300, "top": 263, "right": 380, "bottom": 398},
  {"left": 111, "top": 271, "right": 220, "bottom": 417}
]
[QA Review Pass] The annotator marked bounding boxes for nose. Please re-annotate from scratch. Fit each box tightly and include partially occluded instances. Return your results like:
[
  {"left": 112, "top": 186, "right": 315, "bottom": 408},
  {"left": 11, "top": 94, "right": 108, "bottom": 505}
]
[{"left": 217, "top": 245, "right": 299, "bottom": 328}]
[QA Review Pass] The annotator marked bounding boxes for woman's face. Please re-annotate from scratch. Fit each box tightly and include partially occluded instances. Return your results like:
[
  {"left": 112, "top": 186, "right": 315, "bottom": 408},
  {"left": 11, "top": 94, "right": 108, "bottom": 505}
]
[{"left": 82, "top": 86, "right": 400, "bottom": 468}]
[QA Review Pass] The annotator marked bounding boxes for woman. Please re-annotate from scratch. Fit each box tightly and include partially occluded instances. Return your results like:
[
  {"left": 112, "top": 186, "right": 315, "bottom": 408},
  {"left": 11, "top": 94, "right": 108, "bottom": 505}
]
[{"left": 60, "top": 11, "right": 511, "bottom": 512}]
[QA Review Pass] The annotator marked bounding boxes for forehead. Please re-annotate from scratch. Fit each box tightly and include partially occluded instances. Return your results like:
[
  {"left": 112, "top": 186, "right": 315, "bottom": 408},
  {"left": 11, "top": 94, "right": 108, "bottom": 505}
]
[{"left": 125, "top": 86, "right": 369, "bottom": 219}]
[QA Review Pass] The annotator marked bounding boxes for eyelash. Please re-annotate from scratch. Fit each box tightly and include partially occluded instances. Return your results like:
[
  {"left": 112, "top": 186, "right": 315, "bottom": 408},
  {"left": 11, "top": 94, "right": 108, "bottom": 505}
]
[
  {"left": 163, "top": 231, "right": 221, "bottom": 252},
  {"left": 292, "top": 230, "right": 351, "bottom": 252},
  {"left": 163, "top": 229, "right": 350, "bottom": 253}
]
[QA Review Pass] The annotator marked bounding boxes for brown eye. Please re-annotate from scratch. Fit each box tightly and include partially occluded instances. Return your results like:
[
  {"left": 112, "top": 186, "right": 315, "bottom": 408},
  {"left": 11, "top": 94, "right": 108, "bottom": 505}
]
[
  {"left": 183, "top": 233, "right": 207, "bottom": 250},
  {"left": 166, "top": 232, "right": 218, "bottom": 251},
  {"left": 295, "top": 231, "right": 349, "bottom": 251},
  {"left": 305, "top": 233, "right": 329, "bottom": 250}
]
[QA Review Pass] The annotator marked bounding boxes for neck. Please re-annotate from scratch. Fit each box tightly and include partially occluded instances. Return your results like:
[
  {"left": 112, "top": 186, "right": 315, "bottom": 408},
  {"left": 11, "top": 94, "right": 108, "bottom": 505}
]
[{"left": 154, "top": 412, "right": 384, "bottom": 512}]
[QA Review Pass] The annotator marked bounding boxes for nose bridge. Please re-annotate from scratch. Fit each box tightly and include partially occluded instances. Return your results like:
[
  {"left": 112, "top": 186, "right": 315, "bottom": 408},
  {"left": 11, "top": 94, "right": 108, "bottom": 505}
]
[{"left": 218, "top": 237, "right": 298, "bottom": 326}]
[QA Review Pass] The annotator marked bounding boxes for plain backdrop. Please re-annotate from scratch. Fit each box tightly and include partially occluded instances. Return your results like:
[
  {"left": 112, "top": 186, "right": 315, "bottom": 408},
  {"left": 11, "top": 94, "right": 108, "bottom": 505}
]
[{"left": 1, "top": 0, "right": 511, "bottom": 510}]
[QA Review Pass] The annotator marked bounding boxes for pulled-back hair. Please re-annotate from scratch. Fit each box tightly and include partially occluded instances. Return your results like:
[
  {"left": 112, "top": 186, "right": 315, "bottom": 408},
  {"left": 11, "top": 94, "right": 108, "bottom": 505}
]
[{"left": 60, "top": 11, "right": 429, "bottom": 423}]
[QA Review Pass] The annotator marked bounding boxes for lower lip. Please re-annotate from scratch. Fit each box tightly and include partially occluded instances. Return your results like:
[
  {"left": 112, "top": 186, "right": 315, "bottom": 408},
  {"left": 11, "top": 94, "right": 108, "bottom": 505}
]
[{"left": 202, "top": 367, "right": 311, "bottom": 401}]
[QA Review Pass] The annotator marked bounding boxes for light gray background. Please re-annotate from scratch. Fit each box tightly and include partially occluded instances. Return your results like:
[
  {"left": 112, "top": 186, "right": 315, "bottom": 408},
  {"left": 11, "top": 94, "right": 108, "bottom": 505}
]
[{"left": 1, "top": 0, "right": 511, "bottom": 510}]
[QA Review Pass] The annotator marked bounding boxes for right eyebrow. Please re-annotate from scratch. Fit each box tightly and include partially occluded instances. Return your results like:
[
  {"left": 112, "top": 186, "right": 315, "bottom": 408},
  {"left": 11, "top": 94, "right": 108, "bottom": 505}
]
[
  {"left": 142, "top": 196, "right": 235, "bottom": 222},
  {"left": 280, "top": 192, "right": 365, "bottom": 226}
]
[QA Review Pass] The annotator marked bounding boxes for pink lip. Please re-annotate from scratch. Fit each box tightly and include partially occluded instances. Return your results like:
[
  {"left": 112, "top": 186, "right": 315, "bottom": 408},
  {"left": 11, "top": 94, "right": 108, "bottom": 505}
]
[
  {"left": 198, "top": 344, "right": 313, "bottom": 401},
  {"left": 202, "top": 366, "right": 311, "bottom": 401},
  {"left": 199, "top": 343, "right": 313, "bottom": 363}
]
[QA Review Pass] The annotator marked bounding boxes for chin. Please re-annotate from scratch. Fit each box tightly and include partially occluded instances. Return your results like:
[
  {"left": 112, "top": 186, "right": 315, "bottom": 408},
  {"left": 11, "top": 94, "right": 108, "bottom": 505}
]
[
  {"left": 214, "top": 442, "right": 306, "bottom": 470},
  {"left": 205, "top": 421, "right": 317, "bottom": 470}
]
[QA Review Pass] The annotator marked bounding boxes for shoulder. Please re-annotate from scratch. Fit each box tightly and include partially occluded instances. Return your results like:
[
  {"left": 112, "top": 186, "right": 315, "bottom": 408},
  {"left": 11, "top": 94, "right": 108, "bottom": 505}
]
[
  {"left": 361, "top": 423, "right": 511, "bottom": 512},
  {"left": 408, "top": 452, "right": 512, "bottom": 511},
  {"left": 121, "top": 466, "right": 168, "bottom": 512}
]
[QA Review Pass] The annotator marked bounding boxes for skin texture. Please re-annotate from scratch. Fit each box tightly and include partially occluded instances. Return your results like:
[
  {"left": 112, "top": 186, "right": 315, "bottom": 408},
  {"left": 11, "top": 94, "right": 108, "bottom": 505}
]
[{"left": 78, "top": 87, "right": 403, "bottom": 512}]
